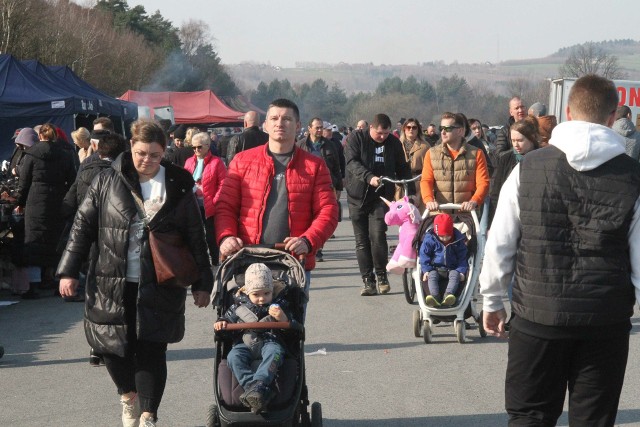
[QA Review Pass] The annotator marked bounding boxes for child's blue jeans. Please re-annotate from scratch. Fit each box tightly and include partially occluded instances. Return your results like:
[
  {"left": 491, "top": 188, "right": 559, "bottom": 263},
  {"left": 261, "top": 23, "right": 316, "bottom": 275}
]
[
  {"left": 227, "top": 341, "right": 285, "bottom": 389},
  {"left": 426, "top": 269, "right": 460, "bottom": 299}
]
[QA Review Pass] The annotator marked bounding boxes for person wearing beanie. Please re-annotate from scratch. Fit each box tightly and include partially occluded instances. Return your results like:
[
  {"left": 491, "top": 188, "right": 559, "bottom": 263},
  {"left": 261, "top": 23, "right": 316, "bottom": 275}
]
[
  {"left": 418, "top": 213, "right": 468, "bottom": 307},
  {"left": 163, "top": 124, "right": 192, "bottom": 167},
  {"left": 10, "top": 127, "right": 39, "bottom": 177},
  {"left": 214, "top": 262, "right": 294, "bottom": 414}
]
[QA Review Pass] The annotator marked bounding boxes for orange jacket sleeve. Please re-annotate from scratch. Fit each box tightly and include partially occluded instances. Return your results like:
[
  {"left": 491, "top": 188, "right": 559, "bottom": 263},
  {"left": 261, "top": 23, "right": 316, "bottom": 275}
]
[
  {"left": 471, "top": 149, "right": 490, "bottom": 205},
  {"left": 420, "top": 149, "right": 435, "bottom": 204}
]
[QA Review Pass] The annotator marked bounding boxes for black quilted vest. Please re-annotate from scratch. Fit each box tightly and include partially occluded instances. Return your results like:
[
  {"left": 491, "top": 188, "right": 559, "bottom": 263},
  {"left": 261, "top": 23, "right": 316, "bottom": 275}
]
[{"left": 514, "top": 145, "right": 640, "bottom": 326}]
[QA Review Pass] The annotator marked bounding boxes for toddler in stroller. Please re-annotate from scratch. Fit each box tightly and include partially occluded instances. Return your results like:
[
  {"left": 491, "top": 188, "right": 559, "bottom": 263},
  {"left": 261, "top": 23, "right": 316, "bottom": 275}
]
[
  {"left": 210, "top": 246, "right": 321, "bottom": 427},
  {"left": 214, "top": 263, "right": 293, "bottom": 415},
  {"left": 419, "top": 213, "right": 468, "bottom": 307}
]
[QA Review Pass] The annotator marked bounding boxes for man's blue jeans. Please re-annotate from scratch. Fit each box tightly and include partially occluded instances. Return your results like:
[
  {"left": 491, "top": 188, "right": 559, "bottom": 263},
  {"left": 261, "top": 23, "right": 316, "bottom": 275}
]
[{"left": 227, "top": 341, "right": 285, "bottom": 389}]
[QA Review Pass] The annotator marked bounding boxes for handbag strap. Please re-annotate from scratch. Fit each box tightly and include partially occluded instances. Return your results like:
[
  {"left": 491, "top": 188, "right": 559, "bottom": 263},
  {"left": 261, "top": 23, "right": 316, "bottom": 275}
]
[{"left": 130, "top": 190, "right": 150, "bottom": 228}]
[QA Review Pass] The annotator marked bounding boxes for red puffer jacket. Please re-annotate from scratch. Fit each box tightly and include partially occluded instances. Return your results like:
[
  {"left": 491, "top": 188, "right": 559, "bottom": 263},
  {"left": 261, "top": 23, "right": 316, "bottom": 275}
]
[
  {"left": 215, "top": 144, "right": 338, "bottom": 270},
  {"left": 184, "top": 152, "right": 227, "bottom": 218}
]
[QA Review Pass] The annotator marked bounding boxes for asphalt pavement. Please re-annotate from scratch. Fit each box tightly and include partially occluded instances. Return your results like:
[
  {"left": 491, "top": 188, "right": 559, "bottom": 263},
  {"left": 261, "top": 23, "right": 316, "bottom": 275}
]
[{"left": 1, "top": 200, "right": 640, "bottom": 426}]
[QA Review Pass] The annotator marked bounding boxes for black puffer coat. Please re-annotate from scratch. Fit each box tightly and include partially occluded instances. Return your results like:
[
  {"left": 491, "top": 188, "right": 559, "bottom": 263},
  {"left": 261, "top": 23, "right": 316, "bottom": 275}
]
[
  {"left": 61, "top": 156, "right": 113, "bottom": 219},
  {"left": 16, "top": 140, "right": 76, "bottom": 267},
  {"left": 56, "top": 153, "right": 214, "bottom": 357}
]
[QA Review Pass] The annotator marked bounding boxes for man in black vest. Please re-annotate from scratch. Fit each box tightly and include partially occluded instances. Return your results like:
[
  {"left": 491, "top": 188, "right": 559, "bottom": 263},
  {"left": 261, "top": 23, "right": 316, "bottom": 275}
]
[{"left": 480, "top": 74, "right": 640, "bottom": 426}]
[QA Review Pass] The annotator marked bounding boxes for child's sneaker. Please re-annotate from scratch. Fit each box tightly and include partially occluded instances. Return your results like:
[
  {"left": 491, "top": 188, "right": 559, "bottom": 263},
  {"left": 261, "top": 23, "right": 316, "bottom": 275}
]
[
  {"left": 442, "top": 293, "right": 456, "bottom": 306},
  {"left": 425, "top": 295, "right": 440, "bottom": 307}
]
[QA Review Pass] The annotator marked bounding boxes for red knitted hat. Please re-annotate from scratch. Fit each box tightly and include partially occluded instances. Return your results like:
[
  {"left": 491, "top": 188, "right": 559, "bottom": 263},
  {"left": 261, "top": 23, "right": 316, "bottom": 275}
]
[{"left": 433, "top": 214, "right": 453, "bottom": 236}]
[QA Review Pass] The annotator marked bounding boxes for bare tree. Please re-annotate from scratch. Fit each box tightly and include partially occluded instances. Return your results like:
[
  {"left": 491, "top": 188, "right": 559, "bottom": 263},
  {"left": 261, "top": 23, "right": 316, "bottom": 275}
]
[
  {"left": 0, "top": 0, "right": 30, "bottom": 53},
  {"left": 559, "top": 42, "right": 627, "bottom": 79},
  {"left": 179, "top": 19, "right": 212, "bottom": 59}
]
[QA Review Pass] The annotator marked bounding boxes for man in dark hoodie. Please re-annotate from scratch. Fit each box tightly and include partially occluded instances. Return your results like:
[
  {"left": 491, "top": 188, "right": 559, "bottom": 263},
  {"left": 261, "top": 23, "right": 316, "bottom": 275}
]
[{"left": 612, "top": 105, "right": 640, "bottom": 161}]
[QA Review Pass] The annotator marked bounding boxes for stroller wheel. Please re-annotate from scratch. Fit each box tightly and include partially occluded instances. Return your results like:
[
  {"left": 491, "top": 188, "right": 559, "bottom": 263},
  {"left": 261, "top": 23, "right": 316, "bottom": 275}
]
[
  {"left": 455, "top": 320, "right": 466, "bottom": 344},
  {"left": 311, "top": 401, "right": 323, "bottom": 427},
  {"left": 422, "top": 321, "right": 432, "bottom": 344},
  {"left": 412, "top": 309, "right": 421, "bottom": 338},
  {"left": 478, "top": 310, "right": 487, "bottom": 338},
  {"left": 402, "top": 268, "right": 416, "bottom": 304},
  {"left": 206, "top": 403, "right": 220, "bottom": 427}
]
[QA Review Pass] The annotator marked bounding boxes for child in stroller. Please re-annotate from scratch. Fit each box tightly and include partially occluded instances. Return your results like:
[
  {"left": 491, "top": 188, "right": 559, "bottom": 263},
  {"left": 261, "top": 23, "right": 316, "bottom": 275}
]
[
  {"left": 214, "top": 263, "right": 293, "bottom": 415},
  {"left": 419, "top": 213, "right": 468, "bottom": 307}
]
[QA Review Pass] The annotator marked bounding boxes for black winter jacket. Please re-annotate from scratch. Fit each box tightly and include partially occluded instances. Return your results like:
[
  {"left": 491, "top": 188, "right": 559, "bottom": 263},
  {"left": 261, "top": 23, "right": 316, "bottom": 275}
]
[
  {"left": 296, "top": 136, "right": 343, "bottom": 191},
  {"left": 226, "top": 126, "right": 269, "bottom": 164},
  {"left": 488, "top": 149, "right": 519, "bottom": 227},
  {"left": 61, "top": 157, "right": 113, "bottom": 219},
  {"left": 16, "top": 140, "right": 76, "bottom": 266},
  {"left": 345, "top": 129, "right": 413, "bottom": 206},
  {"left": 56, "top": 153, "right": 214, "bottom": 357}
]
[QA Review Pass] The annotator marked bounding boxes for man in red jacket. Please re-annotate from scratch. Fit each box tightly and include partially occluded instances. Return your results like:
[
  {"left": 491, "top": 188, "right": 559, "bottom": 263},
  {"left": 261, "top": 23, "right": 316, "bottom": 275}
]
[{"left": 215, "top": 98, "right": 338, "bottom": 297}]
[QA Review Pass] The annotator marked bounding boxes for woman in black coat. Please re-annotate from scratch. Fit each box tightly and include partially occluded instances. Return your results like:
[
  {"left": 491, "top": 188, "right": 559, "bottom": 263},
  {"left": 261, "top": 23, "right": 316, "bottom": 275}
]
[
  {"left": 58, "top": 120, "right": 213, "bottom": 427},
  {"left": 14, "top": 123, "right": 76, "bottom": 298},
  {"left": 488, "top": 116, "right": 541, "bottom": 228}
]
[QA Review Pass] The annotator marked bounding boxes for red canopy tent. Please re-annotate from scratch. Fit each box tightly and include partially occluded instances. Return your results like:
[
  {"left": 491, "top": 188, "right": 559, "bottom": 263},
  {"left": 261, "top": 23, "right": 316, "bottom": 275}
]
[{"left": 120, "top": 90, "right": 245, "bottom": 124}]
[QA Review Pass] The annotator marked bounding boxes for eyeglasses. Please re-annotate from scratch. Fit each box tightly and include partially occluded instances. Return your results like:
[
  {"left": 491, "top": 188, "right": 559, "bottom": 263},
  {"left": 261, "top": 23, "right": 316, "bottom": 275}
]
[
  {"left": 405, "top": 125, "right": 418, "bottom": 130},
  {"left": 133, "top": 151, "right": 163, "bottom": 161},
  {"left": 439, "top": 125, "right": 461, "bottom": 133},
  {"left": 192, "top": 145, "right": 208, "bottom": 150}
]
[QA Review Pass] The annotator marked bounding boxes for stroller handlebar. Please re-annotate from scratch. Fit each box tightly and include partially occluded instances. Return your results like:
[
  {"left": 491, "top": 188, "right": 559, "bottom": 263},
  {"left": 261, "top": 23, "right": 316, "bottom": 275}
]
[{"left": 215, "top": 321, "right": 304, "bottom": 333}]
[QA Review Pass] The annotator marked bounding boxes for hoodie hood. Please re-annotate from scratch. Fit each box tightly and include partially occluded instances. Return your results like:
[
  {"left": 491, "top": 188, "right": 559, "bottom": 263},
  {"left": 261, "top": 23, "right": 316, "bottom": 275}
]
[
  {"left": 612, "top": 117, "right": 636, "bottom": 138},
  {"left": 549, "top": 121, "right": 626, "bottom": 172}
]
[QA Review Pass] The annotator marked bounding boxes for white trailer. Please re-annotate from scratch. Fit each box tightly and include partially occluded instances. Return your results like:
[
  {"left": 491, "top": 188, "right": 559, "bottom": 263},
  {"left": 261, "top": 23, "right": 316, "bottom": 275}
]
[{"left": 549, "top": 78, "right": 640, "bottom": 127}]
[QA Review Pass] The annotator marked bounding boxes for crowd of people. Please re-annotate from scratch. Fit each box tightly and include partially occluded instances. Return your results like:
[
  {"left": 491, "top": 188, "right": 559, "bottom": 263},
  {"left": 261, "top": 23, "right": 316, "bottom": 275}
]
[{"left": 2, "top": 74, "right": 640, "bottom": 426}]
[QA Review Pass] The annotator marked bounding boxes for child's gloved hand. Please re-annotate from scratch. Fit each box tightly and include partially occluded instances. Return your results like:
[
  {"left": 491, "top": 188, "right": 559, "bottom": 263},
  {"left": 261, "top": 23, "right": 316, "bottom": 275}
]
[{"left": 269, "top": 304, "right": 288, "bottom": 321}]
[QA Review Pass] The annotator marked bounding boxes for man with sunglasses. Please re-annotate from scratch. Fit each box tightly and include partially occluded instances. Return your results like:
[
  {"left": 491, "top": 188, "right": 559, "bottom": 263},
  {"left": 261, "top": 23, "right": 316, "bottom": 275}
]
[
  {"left": 420, "top": 112, "right": 490, "bottom": 213},
  {"left": 345, "top": 113, "right": 414, "bottom": 296}
]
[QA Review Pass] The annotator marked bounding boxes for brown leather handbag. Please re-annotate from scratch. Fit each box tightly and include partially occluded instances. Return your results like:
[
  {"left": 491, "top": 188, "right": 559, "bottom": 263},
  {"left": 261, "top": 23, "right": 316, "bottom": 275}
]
[{"left": 132, "top": 191, "right": 199, "bottom": 288}]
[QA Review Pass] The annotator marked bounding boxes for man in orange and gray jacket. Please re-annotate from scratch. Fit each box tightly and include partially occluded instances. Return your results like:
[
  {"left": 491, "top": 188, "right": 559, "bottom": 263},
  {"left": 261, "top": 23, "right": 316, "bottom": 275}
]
[{"left": 420, "top": 112, "right": 490, "bottom": 212}]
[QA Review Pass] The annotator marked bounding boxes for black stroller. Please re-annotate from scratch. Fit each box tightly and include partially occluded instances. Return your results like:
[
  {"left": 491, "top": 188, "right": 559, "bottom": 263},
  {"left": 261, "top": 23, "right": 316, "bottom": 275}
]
[{"left": 207, "top": 246, "right": 323, "bottom": 427}]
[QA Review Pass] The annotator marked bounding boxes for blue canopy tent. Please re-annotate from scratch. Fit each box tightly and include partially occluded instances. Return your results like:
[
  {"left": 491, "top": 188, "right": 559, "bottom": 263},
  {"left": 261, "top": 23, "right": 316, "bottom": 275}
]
[
  {"left": 48, "top": 64, "right": 138, "bottom": 127},
  {"left": 0, "top": 54, "right": 138, "bottom": 161},
  {"left": 0, "top": 54, "right": 97, "bottom": 161}
]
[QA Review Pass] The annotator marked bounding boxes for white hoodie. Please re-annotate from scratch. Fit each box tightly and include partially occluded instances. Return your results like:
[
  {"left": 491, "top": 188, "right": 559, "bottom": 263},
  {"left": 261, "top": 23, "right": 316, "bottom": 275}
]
[{"left": 480, "top": 121, "right": 640, "bottom": 312}]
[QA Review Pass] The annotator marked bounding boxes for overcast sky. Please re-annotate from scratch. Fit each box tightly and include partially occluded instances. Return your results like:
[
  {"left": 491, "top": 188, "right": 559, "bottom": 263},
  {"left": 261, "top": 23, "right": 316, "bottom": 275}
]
[{"left": 127, "top": 0, "right": 639, "bottom": 67}]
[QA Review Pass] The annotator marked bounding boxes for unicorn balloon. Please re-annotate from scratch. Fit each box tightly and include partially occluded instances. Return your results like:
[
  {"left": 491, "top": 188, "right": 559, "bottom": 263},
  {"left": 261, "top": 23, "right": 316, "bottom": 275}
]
[{"left": 382, "top": 196, "right": 422, "bottom": 275}]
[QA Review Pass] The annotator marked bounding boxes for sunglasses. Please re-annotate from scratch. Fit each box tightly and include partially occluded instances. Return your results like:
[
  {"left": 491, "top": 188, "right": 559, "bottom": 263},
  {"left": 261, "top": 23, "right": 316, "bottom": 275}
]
[
  {"left": 405, "top": 125, "right": 418, "bottom": 130},
  {"left": 192, "top": 145, "right": 208, "bottom": 150},
  {"left": 439, "top": 125, "right": 460, "bottom": 133}
]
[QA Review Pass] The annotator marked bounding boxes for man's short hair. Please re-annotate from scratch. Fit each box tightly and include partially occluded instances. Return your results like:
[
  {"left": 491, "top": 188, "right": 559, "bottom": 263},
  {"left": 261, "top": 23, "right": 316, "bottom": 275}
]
[
  {"left": 441, "top": 112, "right": 465, "bottom": 128},
  {"left": 97, "top": 133, "right": 126, "bottom": 159},
  {"left": 615, "top": 105, "right": 632, "bottom": 121},
  {"left": 371, "top": 114, "right": 392, "bottom": 129},
  {"left": 93, "top": 116, "right": 115, "bottom": 132},
  {"left": 268, "top": 98, "right": 300, "bottom": 121},
  {"left": 308, "top": 117, "right": 322, "bottom": 127},
  {"left": 568, "top": 74, "right": 618, "bottom": 125}
]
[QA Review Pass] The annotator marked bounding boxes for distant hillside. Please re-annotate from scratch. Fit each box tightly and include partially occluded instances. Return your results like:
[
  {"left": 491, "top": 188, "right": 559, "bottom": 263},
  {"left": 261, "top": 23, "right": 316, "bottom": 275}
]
[{"left": 228, "top": 40, "right": 640, "bottom": 96}]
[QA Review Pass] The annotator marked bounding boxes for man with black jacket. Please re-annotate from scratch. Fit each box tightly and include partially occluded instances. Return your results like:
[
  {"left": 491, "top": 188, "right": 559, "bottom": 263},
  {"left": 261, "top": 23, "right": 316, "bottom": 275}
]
[
  {"left": 480, "top": 75, "right": 640, "bottom": 426},
  {"left": 227, "top": 111, "right": 269, "bottom": 164},
  {"left": 345, "top": 113, "right": 413, "bottom": 296},
  {"left": 495, "top": 97, "right": 527, "bottom": 153},
  {"left": 298, "top": 118, "right": 343, "bottom": 261}
]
